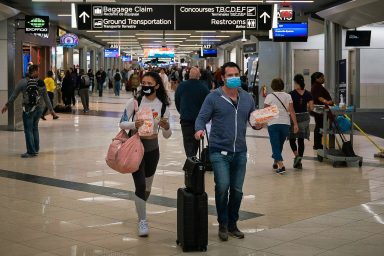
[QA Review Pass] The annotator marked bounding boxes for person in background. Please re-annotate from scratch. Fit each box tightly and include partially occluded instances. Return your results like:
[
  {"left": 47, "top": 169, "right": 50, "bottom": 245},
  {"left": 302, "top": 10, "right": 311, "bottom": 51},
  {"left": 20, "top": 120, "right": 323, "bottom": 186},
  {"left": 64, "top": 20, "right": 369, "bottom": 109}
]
[
  {"left": 213, "top": 67, "right": 223, "bottom": 88},
  {"left": 205, "top": 65, "right": 215, "bottom": 90},
  {"left": 311, "top": 72, "right": 333, "bottom": 150},
  {"left": 87, "top": 69, "right": 95, "bottom": 93},
  {"left": 288, "top": 74, "right": 314, "bottom": 169},
  {"left": 61, "top": 70, "right": 73, "bottom": 106},
  {"left": 95, "top": 67, "right": 106, "bottom": 97},
  {"left": 78, "top": 69, "right": 90, "bottom": 113},
  {"left": 129, "top": 69, "right": 140, "bottom": 97},
  {"left": 1, "top": 65, "right": 58, "bottom": 158},
  {"left": 195, "top": 62, "right": 260, "bottom": 241},
  {"left": 159, "top": 68, "right": 169, "bottom": 90},
  {"left": 41, "top": 70, "right": 58, "bottom": 120},
  {"left": 175, "top": 67, "right": 210, "bottom": 157},
  {"left": 264, "top": 78, "right": 298, "bottom": 174},
  {"left": 107, "top": 68, "right": 113, "bottom": 89},
  {"left": 119, "top": 71, "right": 172, "bottom": 237},
  {"left": 113, "top": 69, "right": 122, "bottom": 96},
  {"left": 70, "top": 68, "right": 78, "bottom": 106}
]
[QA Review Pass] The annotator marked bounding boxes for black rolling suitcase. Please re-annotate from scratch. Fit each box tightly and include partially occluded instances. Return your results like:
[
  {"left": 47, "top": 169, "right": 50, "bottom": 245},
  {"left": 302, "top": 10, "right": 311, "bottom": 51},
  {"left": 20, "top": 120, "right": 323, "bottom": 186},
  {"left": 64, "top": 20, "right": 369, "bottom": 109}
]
[
  {"left": 176, "top": 188, "right": 208, "bottom": 252},
  {"left": 183, "top": 156, "right": 205, "bottom": 194}
]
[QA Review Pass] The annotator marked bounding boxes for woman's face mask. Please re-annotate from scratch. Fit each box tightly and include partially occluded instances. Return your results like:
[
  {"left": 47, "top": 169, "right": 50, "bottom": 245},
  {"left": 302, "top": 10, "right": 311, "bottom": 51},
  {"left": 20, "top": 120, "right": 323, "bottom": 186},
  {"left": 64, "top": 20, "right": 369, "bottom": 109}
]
[
  {"left": 141, "top": 85, "right": 156, "bottom": 96},
  {"left": 226, "top": 76, "right": 241, "bottom": 88}
]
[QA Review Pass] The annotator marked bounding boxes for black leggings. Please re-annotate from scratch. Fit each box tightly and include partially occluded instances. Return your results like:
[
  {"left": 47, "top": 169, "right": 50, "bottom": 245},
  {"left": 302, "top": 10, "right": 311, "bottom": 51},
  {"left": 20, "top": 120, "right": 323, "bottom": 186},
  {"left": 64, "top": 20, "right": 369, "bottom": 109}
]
[
  {"left": 289, "top": 138, "right": 305, "bottom": 157},
  {"left": 132, "top": 148, "right": 159, "bottom": 201}
]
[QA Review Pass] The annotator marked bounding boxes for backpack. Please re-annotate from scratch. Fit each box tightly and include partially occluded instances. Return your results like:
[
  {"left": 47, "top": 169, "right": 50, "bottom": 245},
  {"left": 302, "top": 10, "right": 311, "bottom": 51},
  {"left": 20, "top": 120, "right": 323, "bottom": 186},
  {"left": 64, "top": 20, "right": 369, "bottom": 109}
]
[
  {"left": 81, "top": 75, "right": 90, "bottom": 88},
  {"left": 114, "top": 72, "right": 121, "bottom": 81},
  {"left": 24, "top": 78, "right": 40, "bottom": 113},
  {"left": 170, "top": 71, "right": 177, "bottom": 81}
]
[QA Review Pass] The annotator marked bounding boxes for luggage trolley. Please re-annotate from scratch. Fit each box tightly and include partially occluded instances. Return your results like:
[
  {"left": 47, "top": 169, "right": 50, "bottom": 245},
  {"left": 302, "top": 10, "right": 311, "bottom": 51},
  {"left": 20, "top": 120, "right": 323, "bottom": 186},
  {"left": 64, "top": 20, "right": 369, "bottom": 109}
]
[{"left": 315, "top": 105, "right": 363, "bottom": 167}]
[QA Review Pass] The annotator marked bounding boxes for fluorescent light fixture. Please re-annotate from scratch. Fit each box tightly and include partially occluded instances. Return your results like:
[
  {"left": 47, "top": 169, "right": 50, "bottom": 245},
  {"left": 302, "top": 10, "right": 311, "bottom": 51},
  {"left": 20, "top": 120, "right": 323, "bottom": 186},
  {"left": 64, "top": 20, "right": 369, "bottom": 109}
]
[
  {"left": 137, "top": 37, "right": 187, "bottom": 40},
  {"left": 96, "top": 35, "right": 135, "bottom": 38},
  {"left": 71, "top": 3, "right": 77, "bottom": 28},
  {"left": 266, "top": 0, "right": 314, "bottom": 2},
  {"left": 188, "top": 39, "right": 221, "bottom": 42},
  {"left": 196, "top": 31, "right": 216, "bottom": 33},
  {"left": 135, "top": 33, "right": 191, "bottom": 36},
  {"left": 33, "top": 0, "right": 82, "bottom": 2},
  {"left": 154, "top": 41, "right": 183, "bottom": 43},
  {"left": 86, "top": 0, "right": 116, "bottom": 2},
  {"left": 58, "top": 14, "right": 72, "bottom": 17},
  {"left": 220, "top": 31, "right": 242, "bottom": 33},
  {"left": 86, "top": 30, "right": 117, "bottom": 33},
  {"left": 190, "top": 35, "right": 229, "bottom": 38},
  {"left": 101, "top": 39, "right": 137, "bottom": 41},
  {"left": 230, "top": 0, "right": 263, "bottom": 2}
]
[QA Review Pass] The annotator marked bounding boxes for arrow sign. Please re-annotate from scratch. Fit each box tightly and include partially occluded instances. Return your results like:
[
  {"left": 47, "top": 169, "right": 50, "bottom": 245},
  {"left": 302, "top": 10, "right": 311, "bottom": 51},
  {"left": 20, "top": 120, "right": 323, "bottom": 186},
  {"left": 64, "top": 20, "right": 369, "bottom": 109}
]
[
  {"left": 260, "top": 12, "right": 270, "bottom": 24},
  {"left": 257, "top": 5, "right": 272, "bottom": 30},
  {"left": 77, "top": 4, "right": 92, "bottom": 30},
  {"left": 79, "top": 11, "right": 90, "bottom": 23}
]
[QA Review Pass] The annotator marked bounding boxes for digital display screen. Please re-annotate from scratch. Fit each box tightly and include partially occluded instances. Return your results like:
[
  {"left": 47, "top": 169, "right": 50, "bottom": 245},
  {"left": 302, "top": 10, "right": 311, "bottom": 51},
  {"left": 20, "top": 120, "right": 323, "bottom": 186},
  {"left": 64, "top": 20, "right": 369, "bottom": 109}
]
[
  {"left": 273, "top": 22, "right": 308, "bottom": 42},
  {"left": 144, "top": 48, "right": 175, "bottom": 58},
  {"left": 121, "top": 56, "right": 131, "bottom": 62},
  {"left": 104, "top": 48, "right": 119, "bottom": 58},
  {"left": 203, "top": 49, "right": 217, "bottom": 57},
  {"left": 345, "top": 30, "right": 371, "bottom": 47}
]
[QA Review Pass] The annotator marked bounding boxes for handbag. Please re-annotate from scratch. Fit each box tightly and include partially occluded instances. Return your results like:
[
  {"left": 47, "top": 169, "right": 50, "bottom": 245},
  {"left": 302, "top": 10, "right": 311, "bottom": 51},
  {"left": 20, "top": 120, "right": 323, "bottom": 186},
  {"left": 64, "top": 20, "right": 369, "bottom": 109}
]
[{"left": 106, "top": 104, "right": 144, "bottom": 173}]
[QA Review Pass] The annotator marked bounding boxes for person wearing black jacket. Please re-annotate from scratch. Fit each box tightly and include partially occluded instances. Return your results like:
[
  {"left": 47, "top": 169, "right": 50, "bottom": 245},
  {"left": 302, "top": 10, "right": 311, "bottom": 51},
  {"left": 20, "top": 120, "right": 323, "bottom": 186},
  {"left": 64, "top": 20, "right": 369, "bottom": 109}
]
[
  {"left": 311, "top": 72, "right": 333, "bottom": 150},
  {"left": 175, "top": 67, "right": 210, "bottom": 157},
  {"left": 88, "top": 69, "right": 95, "bottom": 93},
  {"left": 95, "top": 67, "right": 107, "bottom": 97}
]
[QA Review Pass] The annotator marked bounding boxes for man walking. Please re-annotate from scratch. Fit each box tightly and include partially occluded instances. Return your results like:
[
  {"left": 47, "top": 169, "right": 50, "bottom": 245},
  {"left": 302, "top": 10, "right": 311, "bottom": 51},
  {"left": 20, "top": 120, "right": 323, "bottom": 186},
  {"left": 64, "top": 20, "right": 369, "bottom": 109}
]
[
  {"left": 1, "top": 64, "right": 58, "bottom": 157},
  {"left": 175, "top": 67, "right": 210, "bottom": 157},
  {"left": 195, "top": 62, "right": 260, "bottom": 241},
  {"left": 95, "top": 67, "right": 106, "bottom": 97}
]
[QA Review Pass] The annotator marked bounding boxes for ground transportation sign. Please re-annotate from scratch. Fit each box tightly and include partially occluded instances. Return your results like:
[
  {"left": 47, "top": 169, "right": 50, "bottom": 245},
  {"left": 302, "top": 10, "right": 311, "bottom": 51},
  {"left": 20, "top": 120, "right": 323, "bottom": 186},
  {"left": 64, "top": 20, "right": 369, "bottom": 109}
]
[
  {"left": 77, "top": 4, "right": 174, "bottom": 30},
  {"left": 76, "top": 4, "right": 272, "bottom": 31}
]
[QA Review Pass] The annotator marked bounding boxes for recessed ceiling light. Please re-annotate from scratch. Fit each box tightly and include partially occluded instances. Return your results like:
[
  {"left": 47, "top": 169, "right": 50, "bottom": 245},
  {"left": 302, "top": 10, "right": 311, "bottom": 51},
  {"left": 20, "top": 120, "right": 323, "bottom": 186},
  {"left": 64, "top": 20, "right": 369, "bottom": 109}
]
[
  {"left": 188, "top": 39, "right": 222, "bottom": 42},
  {"left": 190, "top": 36, "right": 229, "bottom": 38}
]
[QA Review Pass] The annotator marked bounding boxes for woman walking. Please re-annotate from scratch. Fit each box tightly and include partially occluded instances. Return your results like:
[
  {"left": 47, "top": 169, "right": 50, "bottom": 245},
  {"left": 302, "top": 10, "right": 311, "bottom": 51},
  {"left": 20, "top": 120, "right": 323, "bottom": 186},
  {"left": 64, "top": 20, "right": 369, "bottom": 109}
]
[
  {"left": 264, "top": 78, "right": 298, "bottom": 174},
  {"left": 119, "top": 71, "right": 172, "bottom": 237},
  {"left": 288, "top": 74, "right": 314, "bottom": 169}
]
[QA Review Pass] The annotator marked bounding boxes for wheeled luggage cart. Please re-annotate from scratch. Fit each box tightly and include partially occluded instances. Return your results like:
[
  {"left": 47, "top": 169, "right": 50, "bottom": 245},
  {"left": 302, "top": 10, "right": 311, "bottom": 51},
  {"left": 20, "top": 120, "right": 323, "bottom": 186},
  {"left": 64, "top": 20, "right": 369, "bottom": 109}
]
[{"left": 315, "top": 105, "right": 363, "bottom": 167}]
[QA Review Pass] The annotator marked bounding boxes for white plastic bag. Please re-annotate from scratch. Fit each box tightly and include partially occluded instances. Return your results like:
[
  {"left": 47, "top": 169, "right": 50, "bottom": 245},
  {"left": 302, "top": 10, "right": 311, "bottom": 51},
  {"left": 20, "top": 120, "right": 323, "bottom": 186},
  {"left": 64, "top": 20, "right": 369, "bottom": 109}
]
[{"left": 250, "top": 105, "right": 279, "bottom": 125}]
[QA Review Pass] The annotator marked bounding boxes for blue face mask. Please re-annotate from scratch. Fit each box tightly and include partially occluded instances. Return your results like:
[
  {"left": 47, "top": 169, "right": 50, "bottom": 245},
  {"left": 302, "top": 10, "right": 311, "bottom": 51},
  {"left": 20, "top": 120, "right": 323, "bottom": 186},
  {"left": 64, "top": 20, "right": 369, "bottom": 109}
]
[{"left": 226, "top": 76, "right": 241, "bottom": 88}]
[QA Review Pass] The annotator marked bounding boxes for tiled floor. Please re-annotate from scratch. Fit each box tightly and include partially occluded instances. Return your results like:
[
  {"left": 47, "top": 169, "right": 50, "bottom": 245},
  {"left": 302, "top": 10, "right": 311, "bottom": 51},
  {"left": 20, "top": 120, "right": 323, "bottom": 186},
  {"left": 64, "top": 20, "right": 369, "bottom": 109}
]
[{"left": 0, "top": 89, "right": 384, "bottom": 256}]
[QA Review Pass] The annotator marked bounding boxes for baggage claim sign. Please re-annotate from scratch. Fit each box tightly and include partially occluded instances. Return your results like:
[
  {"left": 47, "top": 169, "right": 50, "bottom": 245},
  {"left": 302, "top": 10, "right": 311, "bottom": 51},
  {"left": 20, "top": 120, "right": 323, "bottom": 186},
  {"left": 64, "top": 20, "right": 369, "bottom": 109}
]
[{"left": 76, "top": 4, "right": 272, "bottom": 31}]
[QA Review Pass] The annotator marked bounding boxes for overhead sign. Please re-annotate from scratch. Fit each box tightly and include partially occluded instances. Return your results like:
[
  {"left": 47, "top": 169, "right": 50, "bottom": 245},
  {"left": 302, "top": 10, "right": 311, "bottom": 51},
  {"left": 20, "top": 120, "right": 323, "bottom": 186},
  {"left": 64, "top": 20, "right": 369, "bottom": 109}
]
[
  {"left": 76, "top": 4, "right": 174, "bottom": 30},
  {"left": 176, "top": 5, "right": 272, "bottom": 30},
  {"left": 257, "top": 5, "right": 272, "bottom": 31},
  {"left": 25, "top": 16, "right": 49, "bottom": 34},
  {"left": 243, "top": 43, "right": 257, "bottom": 53}
]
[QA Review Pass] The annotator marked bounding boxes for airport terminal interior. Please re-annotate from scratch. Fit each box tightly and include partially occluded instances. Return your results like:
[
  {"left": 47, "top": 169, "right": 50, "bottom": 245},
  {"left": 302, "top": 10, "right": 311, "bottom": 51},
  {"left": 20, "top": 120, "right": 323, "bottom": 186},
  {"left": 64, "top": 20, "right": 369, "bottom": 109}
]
[{"left": 1, "top": 0, "right": 384, "bottom": 256}]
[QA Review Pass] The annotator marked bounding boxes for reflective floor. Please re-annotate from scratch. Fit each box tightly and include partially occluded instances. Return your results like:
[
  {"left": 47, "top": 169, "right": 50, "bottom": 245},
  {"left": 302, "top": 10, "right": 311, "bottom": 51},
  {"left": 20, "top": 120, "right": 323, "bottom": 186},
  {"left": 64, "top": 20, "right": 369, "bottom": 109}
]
[{"left": 0, "top": 89, "right": 384, "bottom": 256}]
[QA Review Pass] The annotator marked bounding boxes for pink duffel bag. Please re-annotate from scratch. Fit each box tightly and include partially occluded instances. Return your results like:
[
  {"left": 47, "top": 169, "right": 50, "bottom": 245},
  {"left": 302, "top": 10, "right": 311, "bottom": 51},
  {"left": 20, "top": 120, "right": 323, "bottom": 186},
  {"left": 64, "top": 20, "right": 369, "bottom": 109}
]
[{"left": 106, "top": 130, "right": 144, "bottom": 173}]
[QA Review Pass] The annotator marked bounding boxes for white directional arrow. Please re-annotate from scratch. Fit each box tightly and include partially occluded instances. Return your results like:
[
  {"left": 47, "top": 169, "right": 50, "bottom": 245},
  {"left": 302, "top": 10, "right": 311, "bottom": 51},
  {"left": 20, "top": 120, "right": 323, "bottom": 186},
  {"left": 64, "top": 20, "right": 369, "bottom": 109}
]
[
  {"left": 260, "top": 12, "right": 271, "bottom": 24},
  {"left": 79, "top": 11, "right": 90, "bottom": 23}
]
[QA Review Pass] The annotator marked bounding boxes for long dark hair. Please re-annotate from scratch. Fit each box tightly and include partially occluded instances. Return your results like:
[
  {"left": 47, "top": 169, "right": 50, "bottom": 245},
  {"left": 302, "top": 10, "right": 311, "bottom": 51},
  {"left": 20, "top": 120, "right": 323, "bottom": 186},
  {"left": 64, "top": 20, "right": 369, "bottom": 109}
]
[
  {"left": 311, "top": 72, "right": 324, "bottom": 85},
  {"left": 140, "top": 71, "right": 170, "bottom": 106},
  {"left": 294, "top": 74, "right": 305, "bottom": 89}
]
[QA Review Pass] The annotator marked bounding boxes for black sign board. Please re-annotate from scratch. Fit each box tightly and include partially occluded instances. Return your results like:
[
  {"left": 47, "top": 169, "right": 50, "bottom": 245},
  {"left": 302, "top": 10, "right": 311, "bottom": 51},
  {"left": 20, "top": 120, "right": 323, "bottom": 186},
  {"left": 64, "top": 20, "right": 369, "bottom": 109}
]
[
  {"left": 77, "top": 4, "right": 92, "bottom": 30},
  {"left": 257, "top": 5, "right": 272, "bottom": 31},
  {"left": 243, "top": 43, "right": 257, "bottom": 53},
  {"left": 176, "top": 5, "right": 272, "bottom": 30},
  {"left": 76, "top": 5, "right": 174, "bottom": 30},
  {"left": 25, "top": 16, "right": 49, "bottom": 34}
]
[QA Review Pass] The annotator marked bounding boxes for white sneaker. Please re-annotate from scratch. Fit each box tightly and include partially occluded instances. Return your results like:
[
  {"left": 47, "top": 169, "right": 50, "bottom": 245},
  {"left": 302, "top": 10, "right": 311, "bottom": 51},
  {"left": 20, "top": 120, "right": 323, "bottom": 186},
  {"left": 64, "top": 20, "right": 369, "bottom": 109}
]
[{"left": 138, "top": 219, "right": 149, "bottom": 237}]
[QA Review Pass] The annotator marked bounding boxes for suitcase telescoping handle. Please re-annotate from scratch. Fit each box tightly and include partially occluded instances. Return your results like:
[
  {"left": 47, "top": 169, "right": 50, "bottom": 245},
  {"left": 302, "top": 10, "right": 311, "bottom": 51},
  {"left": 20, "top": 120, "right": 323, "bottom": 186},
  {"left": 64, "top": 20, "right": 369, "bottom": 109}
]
[{"left": 198, "top": 128, "right": 209, "bottom": 160}]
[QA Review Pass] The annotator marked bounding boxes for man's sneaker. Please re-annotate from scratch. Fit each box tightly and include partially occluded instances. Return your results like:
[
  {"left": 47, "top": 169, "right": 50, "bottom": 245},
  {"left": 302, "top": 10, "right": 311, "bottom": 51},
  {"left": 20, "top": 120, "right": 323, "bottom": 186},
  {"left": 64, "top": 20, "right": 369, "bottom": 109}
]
[
  {"left": 218, "top": 225, "right": 228, "bottom": 241},
  {"left": 272, "top": 161, "right": 278, "bottom": 169},
  {"left": 138, "top": 219, "right": 149, "bottom": 237},
  {"left": 228, "top": 225, "right": 245, "bottom": 239},
  {"left": 21, "top": 153, "right": 35, "bottom": 158},
  {"left": 276, "top": 166, "right": 286, "bottom": 174},
  {"left": 293, "top": 156, "right": 302, "bottom": 168}
]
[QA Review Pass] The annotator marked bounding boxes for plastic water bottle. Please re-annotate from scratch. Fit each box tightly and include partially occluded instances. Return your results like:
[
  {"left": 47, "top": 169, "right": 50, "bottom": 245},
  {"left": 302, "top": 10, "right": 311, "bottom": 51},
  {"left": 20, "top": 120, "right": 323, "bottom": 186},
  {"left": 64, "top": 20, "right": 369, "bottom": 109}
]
[{"left": 339, "top": 94, "right": 346, "bottom": 110}]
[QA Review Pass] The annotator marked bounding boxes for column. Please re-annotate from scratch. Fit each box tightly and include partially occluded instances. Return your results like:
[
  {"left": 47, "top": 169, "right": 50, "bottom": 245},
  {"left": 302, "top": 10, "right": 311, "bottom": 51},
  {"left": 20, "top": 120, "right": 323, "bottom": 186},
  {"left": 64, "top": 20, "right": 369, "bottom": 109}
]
[
  {"left": 324, "top": 20, "right": 342, "bottom": 103},
  {"left": 64, "top": 47, "right": 74, "bottom": 70},
  {"left": 79, "top": 46, "right": 87, "bottom": 70}
]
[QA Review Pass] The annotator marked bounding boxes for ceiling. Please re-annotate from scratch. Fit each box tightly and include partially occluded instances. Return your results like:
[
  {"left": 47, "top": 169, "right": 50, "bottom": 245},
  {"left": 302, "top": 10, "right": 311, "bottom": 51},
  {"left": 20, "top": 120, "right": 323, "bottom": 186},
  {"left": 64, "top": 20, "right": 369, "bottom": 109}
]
[{"left": 0, "top": 0, "right": 351, "bottom": 57}]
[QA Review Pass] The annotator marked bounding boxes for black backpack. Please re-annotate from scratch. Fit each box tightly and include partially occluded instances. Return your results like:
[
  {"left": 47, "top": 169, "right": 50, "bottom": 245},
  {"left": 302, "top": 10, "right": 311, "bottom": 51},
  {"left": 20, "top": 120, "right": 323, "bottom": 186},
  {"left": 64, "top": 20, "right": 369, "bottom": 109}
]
[
  {"left": 24, "top": 78, "right": 40, "bottom": 113},
  {"left": 114, "top": 73, "right": 121, "bottom": 81}
]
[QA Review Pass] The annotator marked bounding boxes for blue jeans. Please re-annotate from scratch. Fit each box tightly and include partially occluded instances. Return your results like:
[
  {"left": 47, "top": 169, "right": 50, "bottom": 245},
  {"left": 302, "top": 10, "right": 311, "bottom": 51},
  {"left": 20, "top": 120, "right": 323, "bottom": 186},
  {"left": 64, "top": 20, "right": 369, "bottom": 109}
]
[
  {"left": 22, "top": 107, "right": 43, "bottom": 155},
  {"left": 114, "top": 81, "right": 120, "bottom": 96},
  {"left": 210, "top": 151, "right": 247, "bottom": 227},
  {"left": 268, "top": 124, "right": 290, "bottom": 162}
]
